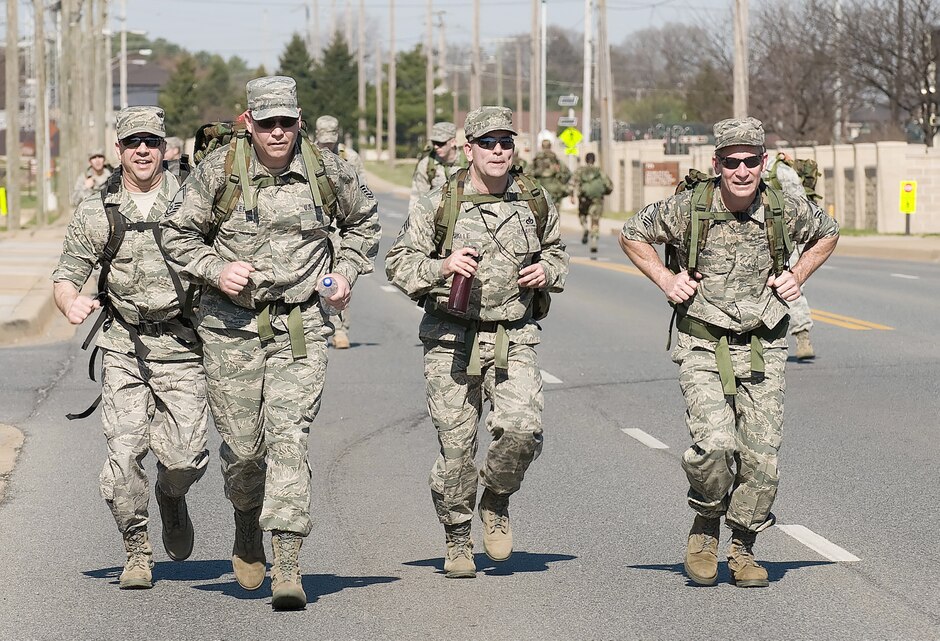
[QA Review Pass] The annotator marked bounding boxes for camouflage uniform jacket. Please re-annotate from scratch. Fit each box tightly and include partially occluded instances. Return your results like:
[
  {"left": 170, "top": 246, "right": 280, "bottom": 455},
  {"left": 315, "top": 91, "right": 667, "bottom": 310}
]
[
  {"left": 160, "top": 142, "right": 380, "bottom": 332},
  {"left": 408, "top": 153, "right": 458, "bottom": 212},
  {"left": 622, "top": 184, "right": 839, "bottom": 336},
  {"left": 53, "top": 173, "right": 197, "bottom": 360},
  {"left": 386, "top": 178, "right": 569, "bottom": 346},
  {"left": 337, "top": 143, "right": 367, "bottom": 184},
  {"left": 571, "top": 165, "right": 613, "bottom": 200},
  {"left": 70, "top": 166, "right": 113, "bottom": 206}
]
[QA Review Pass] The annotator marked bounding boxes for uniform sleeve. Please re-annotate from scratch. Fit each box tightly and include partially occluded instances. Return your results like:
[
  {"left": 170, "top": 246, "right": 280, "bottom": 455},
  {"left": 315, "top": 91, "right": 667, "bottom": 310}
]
[
  {"left": 52, "top": 197, "right": 107, "bottom": 289},
  {"left": 330, "top": 157, "right": 381, "bottom": 288},
  {"left": 785, "top": 194, "right": 840, "bottom": 245},
  {"left": 159, "top": 154, "right": 229, "bottom": 288},
  {"left": 408, "top": 157, "right": 431, "bottom": 212},
  {"left": 537, "top": 196, "right": 569, "bottom": 293},
  {"left": 384, "top": 190, "right": 447, "bottom": 299},
  {"left": 621, "top": 195, "right": 685, "bottom": 246}
]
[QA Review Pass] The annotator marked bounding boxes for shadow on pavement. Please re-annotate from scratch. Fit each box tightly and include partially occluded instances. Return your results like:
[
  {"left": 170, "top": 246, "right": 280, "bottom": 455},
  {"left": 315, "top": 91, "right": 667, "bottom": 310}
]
[
  {"left": 404, "top": 551, "right": 577, "bottom": 577},
  {"left": 627, "top": 559, "right": 834, "bottom": 586},
  {"left": 84, "top": 558, "right": 234, "bottom": 586},
  {"left": 192, "top": 572, "right": 400, "bottom": 603}
]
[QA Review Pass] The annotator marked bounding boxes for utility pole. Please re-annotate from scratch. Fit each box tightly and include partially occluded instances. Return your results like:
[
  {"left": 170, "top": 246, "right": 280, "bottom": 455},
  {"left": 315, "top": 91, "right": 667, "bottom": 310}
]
[
  {"left": 120, "top": 0, "right": 129, "bottom": 109},
  {"left": 387, "top": 0, "right": 397, "bottom": 166},
  {"left": 515, "top": 42, "right": 523, "bottom": 120},
  {"left": 452, "top": 67, "right": 459, "bottom": 124},
  {"left": 496, "top": 45, "right": 504, "bottom": 106},
  {"left": 357, "top": 0, "right": 366, "bottom": 148},
  {"left": 375, "top": 39, "right": 383, "bottom": 159},
  {"left": 471, "top": 0, "right": 481, "bottom": 109},
  {"left": 833, "top": 0, "right": 842, "bottom": 143},
  {"left": 596, "top": 0, "right": 613, "bottom": 175},
  {"left": 582, "top": 0, "right": 593, "bottom": 143},
  {"left": 892, "top": 0, "right": 904, "bottom": 126},
  {"left": 35, "top": 0, "right": 49, "bottom": 224},
  {"left": 540, "top": 0, "right": 547, "bottom": 134},
  {"left": 6, "top": 0, "right": 21, "bottom": 230},
  {"left": 93, "top": 0, "right": 107, "bottom": 153},
  {"left": 425, "top": 0, "right": 435, "bottom": 138},
  {"left": 732, "top": 0, "right": 749, "bottom": 118},
  {"left": 529, "top": 0, "right": 539, "bottom": 144}
]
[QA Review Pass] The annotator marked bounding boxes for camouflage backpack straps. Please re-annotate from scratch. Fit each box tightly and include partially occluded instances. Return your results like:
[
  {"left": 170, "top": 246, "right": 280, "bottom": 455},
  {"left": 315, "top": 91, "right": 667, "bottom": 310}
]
[
  {"left": 432, "top": 168, "right": 469, "bottom": 257},
  {"left": 761, "top": 184, "right": 793, "bottom": 276}
]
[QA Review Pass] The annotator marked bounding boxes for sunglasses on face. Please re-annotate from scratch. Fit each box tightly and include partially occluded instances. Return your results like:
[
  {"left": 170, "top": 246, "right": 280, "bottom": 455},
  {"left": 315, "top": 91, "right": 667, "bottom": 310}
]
[
  {"left": 120, "top": 135, "right": 163, "bottom": 149},
  {"left": 254, "top": 116, "right": 299, "bottom": 130},
  {"left": 474, "top": 136, "right": 515, "bottom": 150},
  {"left": 716, "top": 154, "right": 763, "bottom": 170}
]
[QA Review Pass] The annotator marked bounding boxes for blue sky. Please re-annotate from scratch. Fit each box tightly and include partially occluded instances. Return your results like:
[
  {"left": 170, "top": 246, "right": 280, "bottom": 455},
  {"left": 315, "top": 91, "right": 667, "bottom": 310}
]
[{"left": 120, "top": 0, "right": 736, "bottom": 69}]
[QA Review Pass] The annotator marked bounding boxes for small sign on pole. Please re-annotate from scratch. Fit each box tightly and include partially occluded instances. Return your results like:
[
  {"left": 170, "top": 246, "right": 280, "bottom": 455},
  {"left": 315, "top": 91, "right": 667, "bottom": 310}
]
[
  {"left": 0, "top": 187, "right": 7, "bottom": 216},
  {"left": 899, "top": 180, "right": 916, "bottom": 235}
]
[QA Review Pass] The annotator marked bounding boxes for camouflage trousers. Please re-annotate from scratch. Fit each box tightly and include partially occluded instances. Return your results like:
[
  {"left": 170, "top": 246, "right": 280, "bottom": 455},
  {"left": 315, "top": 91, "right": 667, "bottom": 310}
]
[
  {"left": 329, "top": 308, "right": 350, "bottom": 334},
  {"left": 201, "top": 306, "right": 328, "bottom": 537},
  {"left": 788, "top": 294, "right": 813, "bottom": 334},
  {"left": 578, "top": 197, "right": 604, "bottom": 246},
  {"left": 673, "top": 335, "right": 787, "bottom": 533},
  {"left": 424, "top": 339, "right": 544, "bottom": 526},
  {"left": 98, "top": 350, "right": 209, "bottom": 534}
]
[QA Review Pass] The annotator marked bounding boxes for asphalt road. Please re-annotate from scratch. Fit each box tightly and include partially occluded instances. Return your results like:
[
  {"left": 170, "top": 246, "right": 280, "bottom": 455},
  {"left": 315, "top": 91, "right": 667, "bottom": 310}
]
[{"left": 0, "top": 190, "right": 938, "bottom": 641}]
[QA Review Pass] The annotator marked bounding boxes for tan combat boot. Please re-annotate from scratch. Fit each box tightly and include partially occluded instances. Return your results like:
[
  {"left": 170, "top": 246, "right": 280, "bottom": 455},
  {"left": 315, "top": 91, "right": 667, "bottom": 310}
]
[
  {"left": 684, "top": 514, "right": 720, "bottom": 586},
  {"left": 232, "top": 507, "right": 266, "bottom": 591},
  {"left": 332, "top": 330, "right": 350, "bottom": 349},
  {"left": 443, "top": 522, "right": 476, "bottom": 579},
  {"left": 478, "top": 488, "right": 512, "bottom": 561},
  {"left": 271, "top": 530, "right": 306, "bottom": 610},
  {"left": 727, "top": 530, "right": 769, "bottom": 588},
  {"left": 155, "top": 482, "right": 194, "bottom": 561},
  {"left": 119, "top": 528, "right": 154, "bottom": 590},
  {"left": 794, "top": 330, "right": 815, "bottom": 360}
]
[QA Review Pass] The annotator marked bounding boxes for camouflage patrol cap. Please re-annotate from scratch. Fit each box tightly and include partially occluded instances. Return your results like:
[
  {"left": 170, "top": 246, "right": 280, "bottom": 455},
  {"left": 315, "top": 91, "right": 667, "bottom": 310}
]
[
  {"left": 429, "top": 121, "right": 456, "bottom": 143},
  {"left": 246, "top": 75, "right": 301, "bottom": 120},
  {"left": 315, "top": 115, "right": 339, "bottom": 144},
  {"left": 88, "top": 149, "right": 106, "bottom": 159},
  {"left": 713, "top": 116, "right": 765, "bottom": 151},
  {"left": 115, "top": 106, "right": 165, "bottom": 139},
  {"left": 464, "top": 106, "right": 518, "bottom": 139}
]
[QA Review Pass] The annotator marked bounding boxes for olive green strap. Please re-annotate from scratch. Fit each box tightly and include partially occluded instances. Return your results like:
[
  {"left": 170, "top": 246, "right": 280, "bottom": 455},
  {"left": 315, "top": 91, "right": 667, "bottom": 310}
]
[
  {"left": 234, "top": 136, "right": 255, "bottom": 213},
  {"left": 257, "top": 304, "right": 274, "bottom": 342},
  {"left": 466, "top": 324, "right": 481, "bottom": 376},
  {"left": 298, "top": 137, "right": 326, "bottom": 215},
  {"left": 715, "top": 335, "right": 736, "bottom": 396},
  {"left": 494, "top": 324, "right": 510, "bottom": 371},
  {"left": 287, "top": 304, "right": 307, "bottom": 360},
  {"left": 750, "top": 334, "right": 765, "bottom": 378}
]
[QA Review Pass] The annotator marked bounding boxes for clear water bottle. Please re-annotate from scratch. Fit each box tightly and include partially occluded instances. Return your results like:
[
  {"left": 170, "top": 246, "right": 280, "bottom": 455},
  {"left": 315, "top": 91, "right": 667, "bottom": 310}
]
[{"left": 317, "top": 276, "right": 341, "bottom": 316}]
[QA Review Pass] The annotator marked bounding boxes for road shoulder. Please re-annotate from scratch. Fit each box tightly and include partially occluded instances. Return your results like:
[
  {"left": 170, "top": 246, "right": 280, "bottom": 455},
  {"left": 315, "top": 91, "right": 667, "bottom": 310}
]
[{"left": 0, "top": 424, "right": 25, "bottom": 505}]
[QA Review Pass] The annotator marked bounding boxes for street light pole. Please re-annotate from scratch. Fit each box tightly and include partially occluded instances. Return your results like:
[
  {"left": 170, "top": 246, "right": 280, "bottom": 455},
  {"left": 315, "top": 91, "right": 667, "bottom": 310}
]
[{"left": 120, "top": 0, "right": 128, "bottom": 109}]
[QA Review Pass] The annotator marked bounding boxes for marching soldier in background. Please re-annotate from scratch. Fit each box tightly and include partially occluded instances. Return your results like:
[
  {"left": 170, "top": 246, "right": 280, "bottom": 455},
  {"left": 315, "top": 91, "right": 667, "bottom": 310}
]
[
  {"left": 620, "top": 117, "right": 839, "bottom": 588},
  {"left": 53, "top": 107, "right": 209, "bottom": 590},
  {"left": 386, "top": 106, "right": 568, "bottom": 579},
  {"left": 569, "top": 152, "right": 613, "bottom": 253},
  {"left": 408, "top": 121, "right": 460, "bottom": 211},
  {"left": 70, "top": 149, "right": 113, "bottom": 205},
  {"left": 531, "top": 139, "right": 571, "bottom": 205},
  {"left": 161, "top": 77, "right": 380, "bottom": 609}
]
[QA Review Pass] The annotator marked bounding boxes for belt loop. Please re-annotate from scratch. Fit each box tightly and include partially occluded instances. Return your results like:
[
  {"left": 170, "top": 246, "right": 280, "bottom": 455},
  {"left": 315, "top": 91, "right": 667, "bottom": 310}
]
[
  {"left": 257, "top": 304, "right": 275, "bottom": 342},
  {"left": 716, "top": 335, "right": 736, "bottom": 396}
]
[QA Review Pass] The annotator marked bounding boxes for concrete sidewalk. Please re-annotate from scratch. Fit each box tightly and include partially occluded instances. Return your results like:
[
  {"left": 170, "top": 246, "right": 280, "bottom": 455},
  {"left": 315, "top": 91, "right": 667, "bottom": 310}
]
[{"left": 1, "top": 176, "right": 937, "bottom": 347}]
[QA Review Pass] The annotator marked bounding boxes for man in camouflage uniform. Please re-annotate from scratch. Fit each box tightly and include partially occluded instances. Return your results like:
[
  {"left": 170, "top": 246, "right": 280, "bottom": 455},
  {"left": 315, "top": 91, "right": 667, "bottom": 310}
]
[
  {"left": 386, "top": 106, "right": 569, "bottom": 579},
  {"left": 314, "top": 114, "right": 367, "bottom": 349},
  {"left": 569, "top": 152, "right": 613, "bottom": 253},
  {"left": 531, "top": 138, "right": 571, "bottom": 204},
  {"left": 161, "top": 76, "right": 380, "bottom": 610},
  {"left": 407, "top": 121, "right": 460, "bottom": 212},
  {"left": 53, "top": 106, "right": 209, "bottom": 590},
  {"left": 70, "top": 149, "right": 113, "bottom": 205},
  {"left": 619, "top": 117, "right": 839, "bottom": 588}
]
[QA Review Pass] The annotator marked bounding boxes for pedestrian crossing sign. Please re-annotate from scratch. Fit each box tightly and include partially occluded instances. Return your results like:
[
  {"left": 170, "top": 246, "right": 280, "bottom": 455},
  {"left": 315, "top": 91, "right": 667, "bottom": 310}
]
[
  {"left": 0, "top": 187, "right": 6, "bottom": 216},
  {"left": 899, "top": 181, "right": 917, "bottom": 214}
]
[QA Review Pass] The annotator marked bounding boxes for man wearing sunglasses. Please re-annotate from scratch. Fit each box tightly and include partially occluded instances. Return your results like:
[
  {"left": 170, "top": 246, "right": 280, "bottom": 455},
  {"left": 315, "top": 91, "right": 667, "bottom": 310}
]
[
  {"left": 386, "top": 106, "right": 569, "bottom": 579},
  {"left": 408, "top": 121, "right": 461, "bottom": 211},
  {"left": 53, "top": 106, "right": 209, "bottom": 590},
  {"left": 620, "top": 117, "right": 839, "bottom": 588},
  {"left": 161, "top": 76, "right": 380, "bottom": 610}
]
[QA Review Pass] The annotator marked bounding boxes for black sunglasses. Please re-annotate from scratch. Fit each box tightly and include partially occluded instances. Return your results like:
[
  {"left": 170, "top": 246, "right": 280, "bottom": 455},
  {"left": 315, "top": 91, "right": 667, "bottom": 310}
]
[
  {"left": 716, "top": 154, "right": 763, "bottom": 170},
  {"left": 474, "top": 136, "right": 515, "bottom": 150},
  {"left": 120, "top": 135, "right": 163, "bottom": 149},
  {"left": 255, "top": 116, "right": 299, "bottom": 130}
]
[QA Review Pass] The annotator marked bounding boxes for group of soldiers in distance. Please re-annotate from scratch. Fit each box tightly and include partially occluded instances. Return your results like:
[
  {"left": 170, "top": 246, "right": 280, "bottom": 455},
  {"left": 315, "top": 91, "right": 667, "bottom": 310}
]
[{"left": 53, "top": 71, "right": 836, "bottom": 611}]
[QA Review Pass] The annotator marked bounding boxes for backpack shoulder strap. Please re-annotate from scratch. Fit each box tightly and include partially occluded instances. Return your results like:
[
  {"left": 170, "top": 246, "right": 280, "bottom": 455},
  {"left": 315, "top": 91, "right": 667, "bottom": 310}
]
[
  {"left": 432, "top": 168, "right": 468, "bottom": 257},
  {"left": 685, "top": 178, "right": 717, "bottom": 274},
  {"left": 762, "top": 184, "right": 793, "bottom": 275},
  {"left": 511, "top": 170, "right": 550, "bottom": 239},
  {"left": 299, "top": 136, "right": 338, "bottom": 219},
  {"left": 178, "top": 154, "right": 191, "bottom": 183}
]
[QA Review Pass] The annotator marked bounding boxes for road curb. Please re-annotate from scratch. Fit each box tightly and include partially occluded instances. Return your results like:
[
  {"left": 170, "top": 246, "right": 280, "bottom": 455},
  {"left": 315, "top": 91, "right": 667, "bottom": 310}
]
[
  {"left": 0, "top": 424, "right": 25, "bottom": 504},
  {"left": 0, "top": 280, "right": 58, "bottom": 346}
]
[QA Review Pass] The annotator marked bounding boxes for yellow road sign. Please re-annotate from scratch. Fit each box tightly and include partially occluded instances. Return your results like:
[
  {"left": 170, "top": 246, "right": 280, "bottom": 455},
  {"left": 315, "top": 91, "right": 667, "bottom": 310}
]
[
  {"left": 899, "top": 180, "right": 917, "bottom": 214},
  {"left": 559, "top": 127, "right": 582, "bottom": 148},
  {"left": 565, "top": 147, "right": 579, "bottom": 155},
  {"left": 0, "top": 187, "right": 7, "bottom": 216}
]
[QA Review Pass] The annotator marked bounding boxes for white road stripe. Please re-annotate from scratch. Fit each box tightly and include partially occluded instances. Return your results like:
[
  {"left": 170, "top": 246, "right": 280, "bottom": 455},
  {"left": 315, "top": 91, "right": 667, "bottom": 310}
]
[
  {"left": 540, "top": 370, "right": 563, "bottom": 384},
  {"left": 890, "top": 273, "right": 919, "bottom": 280},
  {"left": 386, "top": 212, "right": 404, "bottom": 219},
  {"left": 776, "top": 524, "right": 861, "bottom": 562},
  {"left": 620, "top": 428, "right": 669, "bottom": 449},
  {"left": 380, "top": 285, "right": 398, "bottom": 293}
]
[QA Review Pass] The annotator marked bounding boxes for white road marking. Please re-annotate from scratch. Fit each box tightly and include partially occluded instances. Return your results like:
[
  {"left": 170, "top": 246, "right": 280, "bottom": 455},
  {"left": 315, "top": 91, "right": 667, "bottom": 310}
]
[
  {"left": 620, "top": 428, "right": 669, "bottom": 449},
  {"left": 380, "top": 286, "right": 398, "bottom": 293},
  {"left": 386, "top": 212, "right": 405, "bottom": 219},
  {"left": 540, "top": 370, "right": 563, "bottom": 384},
  {"left": 776, "top": 524, "right": 861, "bottom": 562},
  {"left": 890, "top": 273, "right": 919, "bottom": 280}
]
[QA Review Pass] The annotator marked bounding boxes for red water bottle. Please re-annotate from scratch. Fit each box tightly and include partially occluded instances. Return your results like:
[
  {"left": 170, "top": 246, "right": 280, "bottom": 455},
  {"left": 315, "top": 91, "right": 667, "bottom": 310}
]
[{"left": 446, "top": 249, "right": 479, "bottom": 314}]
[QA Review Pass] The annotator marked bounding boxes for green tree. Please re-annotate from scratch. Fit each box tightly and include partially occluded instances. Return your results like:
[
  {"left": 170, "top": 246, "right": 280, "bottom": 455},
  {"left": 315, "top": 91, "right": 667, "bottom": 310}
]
[
  {"left": 197, "top": 55, "right": 238, "bottom": 123},
  {"left": 276, "top": 34, "right": 316, "bottom": 117},
  {"left": 159, "top": 54, "right": 202, "bottom": 139},
  {"left": 390, "top": 45, "right": 430, "bottom": 156},
  {"left": 310, "top": 32, "right": 359, "bottom": 139}
]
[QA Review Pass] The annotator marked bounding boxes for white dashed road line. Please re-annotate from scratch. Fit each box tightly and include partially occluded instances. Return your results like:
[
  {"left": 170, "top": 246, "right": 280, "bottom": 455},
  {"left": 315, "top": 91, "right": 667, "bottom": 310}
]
[
  {"left": 380, "top": 286, "right": 398, "bottom": 293},
  {"left": 776, "top": 524, "right": 861, "bottom": 562},
  {"left": 890, "top": 273, "right": 919, "bottom": 280},
  {"left": 540, "top": 370, "right": 563, "bottom": 384},
  {"left": 621, "top": 428, "right": 669, "bottom": 449}
]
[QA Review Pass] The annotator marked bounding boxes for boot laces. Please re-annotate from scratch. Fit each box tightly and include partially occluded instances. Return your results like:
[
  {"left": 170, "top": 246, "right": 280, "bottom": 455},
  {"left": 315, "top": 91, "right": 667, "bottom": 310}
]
[
  {"left": 447, "top": 537, "right": 473, "bottom": 561},
  {"left": 235, "top": 509, "right": 260, "bottom": 547},
  {"left": 732, "top": 539, "right": 761, "bottom": 567},
  {"left": 125, "top": 530, "right": 150, "bottom": 569},
  {"left": 162, "top": 493, "right": 184, "bottom": 529},
  {"left": 689, "top": 532, "right": 717, "bottom": 554},
  {"left": 275, "top": 532, "right": 301, "bottom": 577},
  {"left": 482, "top": 494, "right": 510, "bottom": 534}
]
